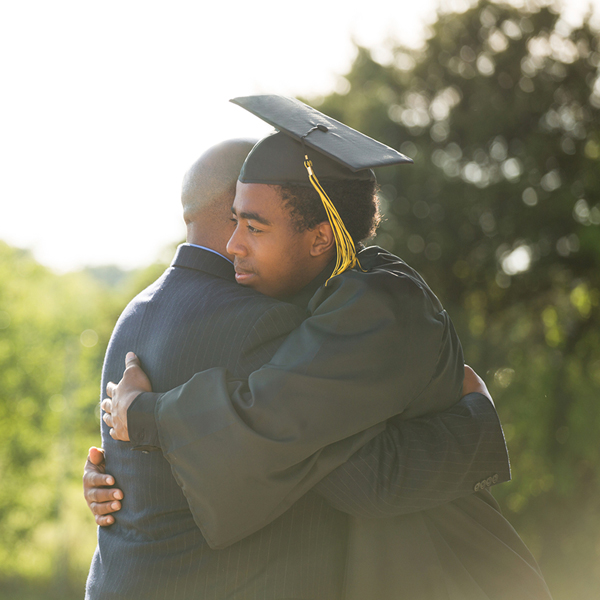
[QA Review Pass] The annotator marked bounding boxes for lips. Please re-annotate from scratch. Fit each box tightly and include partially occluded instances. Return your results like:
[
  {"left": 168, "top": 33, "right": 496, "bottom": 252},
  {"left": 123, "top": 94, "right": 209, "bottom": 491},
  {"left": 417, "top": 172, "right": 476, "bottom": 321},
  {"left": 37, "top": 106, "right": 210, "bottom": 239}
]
[{"left": 234, "top": 263, "right": 256, "bottom": 285}]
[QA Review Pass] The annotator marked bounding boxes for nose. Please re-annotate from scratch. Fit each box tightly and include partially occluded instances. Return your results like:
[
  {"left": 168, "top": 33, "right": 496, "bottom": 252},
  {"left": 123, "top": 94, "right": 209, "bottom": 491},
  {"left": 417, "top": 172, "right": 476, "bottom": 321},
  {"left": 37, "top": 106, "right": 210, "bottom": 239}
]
[{"left": 226, "top": 224, "right": 247, "bottom": 258}]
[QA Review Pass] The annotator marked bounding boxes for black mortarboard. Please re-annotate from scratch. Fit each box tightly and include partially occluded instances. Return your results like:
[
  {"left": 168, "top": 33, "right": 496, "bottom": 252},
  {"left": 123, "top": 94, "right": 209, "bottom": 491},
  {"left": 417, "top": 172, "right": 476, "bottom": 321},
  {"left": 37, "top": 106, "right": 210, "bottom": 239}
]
[
  {"left": 231, "top": 95, "right": 412, "bottom": 186},
  {"left": 230, "top": 94, "right": 413, "bottom": 282}
]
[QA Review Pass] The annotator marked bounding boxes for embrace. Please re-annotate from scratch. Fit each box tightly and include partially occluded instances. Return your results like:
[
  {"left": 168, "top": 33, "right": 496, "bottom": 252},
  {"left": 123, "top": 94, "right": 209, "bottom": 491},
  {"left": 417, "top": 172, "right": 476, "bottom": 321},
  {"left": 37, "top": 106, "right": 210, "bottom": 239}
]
[{"left": 83, "top": 96, "right": 552, "bottom": 599}]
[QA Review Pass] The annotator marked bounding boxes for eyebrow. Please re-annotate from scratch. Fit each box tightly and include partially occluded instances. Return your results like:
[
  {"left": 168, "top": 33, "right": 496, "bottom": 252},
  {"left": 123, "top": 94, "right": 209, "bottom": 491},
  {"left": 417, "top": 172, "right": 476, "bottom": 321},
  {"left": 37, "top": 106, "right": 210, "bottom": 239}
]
[{"left": 231, "top": 207, "right": 272, "bottom": 227}]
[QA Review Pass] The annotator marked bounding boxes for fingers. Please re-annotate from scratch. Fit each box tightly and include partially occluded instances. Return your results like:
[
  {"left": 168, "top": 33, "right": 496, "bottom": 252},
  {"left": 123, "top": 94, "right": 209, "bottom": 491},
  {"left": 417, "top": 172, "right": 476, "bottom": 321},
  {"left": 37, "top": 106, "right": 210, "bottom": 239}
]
[
  {"left": 103, "top": 412, "right": 114, "bottom": 429},
  {"left": 88, "top": 446, "right": 105, "bottom": 466},
  {"left": 87, "top": 486, "right": 123, "bottom": 504},
  {"left": 106, "top": 381, "right": 116, "bottom": 399},
  {"left": 90, "top": 498, "right": 122, "bottom": 526},
  {"left": 83, "top": 447, "right": 123, "bottom": 526},
  {"left": 84, "top": 466, "right": 115, "bottom": 489},
  {"left": 125, "top": 351, "right": 139, "bottom": 368},
  {"left": 108, "top": 427, "right": 129, "bottom": 442},
  {"left": 90, "top": 501, "right": 121, "bottom": 516},
  {"left": 102, "top": 411, "right": 128, "bottom": 441},
  {"left": 83, "top": 468, "right": 124, "bottom": 526},
  {"left": 96, "top": 514, "right": 116, "bottom": 527},
  {"left": 101, "top": 353, "right": 141, "bottom": 443},
  {"left": 462, "top": 364, "right": 493, "bottom": 404},
  {"left": 464, "top": 364, "right": 477, "bottom": 378}
]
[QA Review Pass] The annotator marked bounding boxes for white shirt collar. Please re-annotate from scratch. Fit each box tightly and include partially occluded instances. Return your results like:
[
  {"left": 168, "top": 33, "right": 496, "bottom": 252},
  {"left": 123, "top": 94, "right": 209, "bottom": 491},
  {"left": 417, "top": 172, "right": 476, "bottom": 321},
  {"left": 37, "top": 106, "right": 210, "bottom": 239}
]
[{"left": 184, "top": 243, "right": 233, "bottom": 264}]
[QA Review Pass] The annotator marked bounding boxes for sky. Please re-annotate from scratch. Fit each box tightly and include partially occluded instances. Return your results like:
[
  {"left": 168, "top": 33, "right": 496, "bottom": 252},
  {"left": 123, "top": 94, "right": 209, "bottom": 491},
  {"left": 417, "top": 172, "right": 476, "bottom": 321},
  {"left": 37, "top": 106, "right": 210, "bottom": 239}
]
[{"left": 1, "top": 0, "right": 597, "bottom": 272}]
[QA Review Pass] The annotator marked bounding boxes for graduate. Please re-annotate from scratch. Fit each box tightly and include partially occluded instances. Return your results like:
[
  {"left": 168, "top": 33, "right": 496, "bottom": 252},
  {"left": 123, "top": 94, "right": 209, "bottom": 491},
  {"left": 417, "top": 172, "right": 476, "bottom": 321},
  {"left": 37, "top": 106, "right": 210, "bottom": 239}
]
[{"left": 102, "top": 96, "right": 552, "bottom": 599}]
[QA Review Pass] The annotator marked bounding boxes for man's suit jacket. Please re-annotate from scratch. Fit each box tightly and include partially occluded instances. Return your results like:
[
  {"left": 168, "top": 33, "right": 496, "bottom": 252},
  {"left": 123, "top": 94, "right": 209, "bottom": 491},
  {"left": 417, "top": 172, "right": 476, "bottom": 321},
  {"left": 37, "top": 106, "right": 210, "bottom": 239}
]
[{"left": 86, "top": 245, "right": 352, "bottom": 600}]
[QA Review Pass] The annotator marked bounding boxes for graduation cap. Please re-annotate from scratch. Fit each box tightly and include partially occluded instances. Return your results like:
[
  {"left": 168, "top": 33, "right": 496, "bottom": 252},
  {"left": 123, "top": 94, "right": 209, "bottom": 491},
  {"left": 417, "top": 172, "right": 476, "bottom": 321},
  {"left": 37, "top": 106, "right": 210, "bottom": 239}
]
[{"left": 230, "top": 94, "right": 413, "bottom": 281}]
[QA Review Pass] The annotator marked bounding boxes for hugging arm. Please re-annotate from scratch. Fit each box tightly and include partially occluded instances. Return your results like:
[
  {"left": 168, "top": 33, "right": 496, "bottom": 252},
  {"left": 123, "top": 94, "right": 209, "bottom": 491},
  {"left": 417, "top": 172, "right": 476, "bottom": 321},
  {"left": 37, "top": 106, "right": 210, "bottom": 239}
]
[
  {"left": 85, "top": 376, "right": 509, "bottom": 525},
  {"left": 314, "top": 391, "right": 509, "bottom": 518},
  {"left": 314, "top": 365, "right": 509, "bottom": 517},
  {"left": 127, "top": 268, "right": 456, "bottom": 548},
  {"left": 95, "top": 258, "right": 485, "bottom": 546},
  {"left": 89, "top": 260, "right": 509, "bottom": 544}
]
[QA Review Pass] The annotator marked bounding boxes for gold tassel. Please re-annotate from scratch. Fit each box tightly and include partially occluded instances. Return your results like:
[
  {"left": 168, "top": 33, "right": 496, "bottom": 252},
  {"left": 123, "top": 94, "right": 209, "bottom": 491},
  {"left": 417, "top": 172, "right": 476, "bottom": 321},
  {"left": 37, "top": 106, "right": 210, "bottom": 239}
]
[{"left": 304, "top": 155, "right": 362, "bottom": 284}]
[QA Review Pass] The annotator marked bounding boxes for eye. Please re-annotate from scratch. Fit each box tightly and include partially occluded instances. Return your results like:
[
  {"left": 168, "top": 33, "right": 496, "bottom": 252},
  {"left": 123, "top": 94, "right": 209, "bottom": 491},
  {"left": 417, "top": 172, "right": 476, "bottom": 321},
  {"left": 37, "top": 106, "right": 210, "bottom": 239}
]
[
  {"left": 247, "top": 224, "right": 262, "bottom": 234},
  {"left": 229, "top": 216, "right": 238, "bottom": 224}
]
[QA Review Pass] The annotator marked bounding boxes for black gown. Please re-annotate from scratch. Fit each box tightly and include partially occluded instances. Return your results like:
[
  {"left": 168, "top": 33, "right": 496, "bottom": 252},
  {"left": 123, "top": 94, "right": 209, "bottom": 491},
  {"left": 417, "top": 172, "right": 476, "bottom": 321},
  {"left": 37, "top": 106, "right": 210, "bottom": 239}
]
[{"left": 152, "top": 246, "right": 552, "bottom": 599}]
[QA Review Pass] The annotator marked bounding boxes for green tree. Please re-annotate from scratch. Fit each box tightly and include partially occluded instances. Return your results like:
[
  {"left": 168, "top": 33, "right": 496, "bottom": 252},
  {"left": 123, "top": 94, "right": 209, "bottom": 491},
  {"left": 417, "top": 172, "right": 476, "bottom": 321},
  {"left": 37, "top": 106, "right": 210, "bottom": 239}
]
[
  {"left": 311, "top": 1, "right": 600, "bottom": 597},
  {"left": 0, "top": 241, "right": 168, "bottom": 598}
]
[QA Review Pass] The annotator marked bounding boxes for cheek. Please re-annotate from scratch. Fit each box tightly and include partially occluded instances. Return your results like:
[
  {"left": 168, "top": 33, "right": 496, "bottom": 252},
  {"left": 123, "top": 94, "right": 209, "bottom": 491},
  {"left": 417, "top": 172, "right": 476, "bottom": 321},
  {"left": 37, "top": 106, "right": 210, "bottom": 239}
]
[
  {"left": 274, "top": 241, "right": 309, "bottom": 282},
  {"left": 260, "top": 250, "right": 287, "bottom": 281},
  {"left": 256, "top": 239, "right": 296, "bottom": 285},
  {"left": 241, "top": 237, "right": 274, "bottom": 276}
]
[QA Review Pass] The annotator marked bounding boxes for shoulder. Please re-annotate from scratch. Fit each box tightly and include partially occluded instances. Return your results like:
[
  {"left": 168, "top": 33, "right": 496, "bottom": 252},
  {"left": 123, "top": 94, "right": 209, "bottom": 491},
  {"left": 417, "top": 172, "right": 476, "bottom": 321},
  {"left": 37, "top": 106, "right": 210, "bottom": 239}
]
[
  {"left": 221, "top": 283, "right": 304, "bottom": 329},
  {"left": 112, "top": 268, "right": 171, "bottom": 327},
  {"left": 238, "top": 294, "right": 304, "bottom": 347},
  {"left": 116, "top": 264, "right": 302, "bottom": 344},
  {"left": 358, "top": 246, "right": 441, "bottom": 306},
  {"left": 170, "top": 269, "right": 305, "bottom": 345},
  {"left": 309, "top": 246, "right": 443, "bottom": 323}
]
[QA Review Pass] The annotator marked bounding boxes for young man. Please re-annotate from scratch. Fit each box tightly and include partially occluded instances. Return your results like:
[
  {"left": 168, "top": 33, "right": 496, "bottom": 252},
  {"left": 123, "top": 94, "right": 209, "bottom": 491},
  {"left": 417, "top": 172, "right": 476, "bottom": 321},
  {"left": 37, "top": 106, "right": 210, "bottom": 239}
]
[{"left": 97, "top": 97, "right": 551, "bottom": 597}]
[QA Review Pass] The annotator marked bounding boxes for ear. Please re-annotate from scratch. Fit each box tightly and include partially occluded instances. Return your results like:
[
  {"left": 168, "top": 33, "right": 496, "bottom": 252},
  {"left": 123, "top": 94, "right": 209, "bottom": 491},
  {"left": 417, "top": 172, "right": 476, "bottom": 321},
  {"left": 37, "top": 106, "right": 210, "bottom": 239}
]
[{"left": 309, "top": 221, "right": 336, "bottom": 258}]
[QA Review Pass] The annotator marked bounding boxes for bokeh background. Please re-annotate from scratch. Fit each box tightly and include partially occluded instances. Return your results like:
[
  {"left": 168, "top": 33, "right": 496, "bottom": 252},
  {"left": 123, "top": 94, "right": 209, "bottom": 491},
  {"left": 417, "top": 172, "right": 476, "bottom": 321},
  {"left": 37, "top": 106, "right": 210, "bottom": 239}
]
[{"left": 1, "top": 0, "right": 599, "bottom": 598}]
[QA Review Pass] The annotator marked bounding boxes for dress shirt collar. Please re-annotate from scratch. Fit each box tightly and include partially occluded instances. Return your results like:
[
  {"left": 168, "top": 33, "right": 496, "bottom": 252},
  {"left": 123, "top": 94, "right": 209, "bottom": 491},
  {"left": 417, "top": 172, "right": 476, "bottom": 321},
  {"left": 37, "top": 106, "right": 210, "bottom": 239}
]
[
  {"left": 171, "top": 244, "right": 235, "bottom": 281},
  {"left": 184, "top": 243, "right": 232, "bottom": 264}
]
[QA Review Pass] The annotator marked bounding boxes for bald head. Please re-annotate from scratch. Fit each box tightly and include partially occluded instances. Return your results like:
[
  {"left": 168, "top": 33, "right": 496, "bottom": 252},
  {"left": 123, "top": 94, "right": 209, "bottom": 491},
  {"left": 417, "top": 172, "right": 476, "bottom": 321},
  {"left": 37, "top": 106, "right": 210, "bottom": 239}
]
[{"left": 182, "top": 138, "right": 257, "bottom": 254}]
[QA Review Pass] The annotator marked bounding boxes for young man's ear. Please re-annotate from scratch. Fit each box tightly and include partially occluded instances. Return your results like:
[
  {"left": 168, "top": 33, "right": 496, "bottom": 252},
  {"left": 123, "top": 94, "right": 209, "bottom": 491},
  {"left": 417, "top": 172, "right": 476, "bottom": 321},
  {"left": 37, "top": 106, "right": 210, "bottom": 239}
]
[{"left": 310, "top": 221, "right": 336, "bottom": 257}]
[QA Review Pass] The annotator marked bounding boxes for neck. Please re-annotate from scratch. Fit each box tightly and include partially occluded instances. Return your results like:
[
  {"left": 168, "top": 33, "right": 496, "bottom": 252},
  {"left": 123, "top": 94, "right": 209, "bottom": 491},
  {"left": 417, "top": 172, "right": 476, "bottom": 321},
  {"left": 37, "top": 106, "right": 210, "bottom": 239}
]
[
  {"left": 282, "top": 255, "right": 337, "bottom": 310},
  {"left": 186, "top": 223, "right": 231, "bottom": 259}
]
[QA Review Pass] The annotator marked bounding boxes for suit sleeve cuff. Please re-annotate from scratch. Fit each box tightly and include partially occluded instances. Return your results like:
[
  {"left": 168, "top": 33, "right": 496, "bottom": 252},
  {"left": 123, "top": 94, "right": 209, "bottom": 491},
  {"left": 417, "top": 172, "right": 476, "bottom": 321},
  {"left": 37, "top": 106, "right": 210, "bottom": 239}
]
[{"left": 128, "top": 392, "right": 162, "bottom": 450}]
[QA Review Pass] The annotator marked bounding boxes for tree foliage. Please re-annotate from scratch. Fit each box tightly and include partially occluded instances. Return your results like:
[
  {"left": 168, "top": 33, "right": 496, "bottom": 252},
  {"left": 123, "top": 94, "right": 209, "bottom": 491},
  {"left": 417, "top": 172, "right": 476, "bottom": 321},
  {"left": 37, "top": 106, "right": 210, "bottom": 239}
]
[
  {"left": 0, "top": 241, "right": 167, "bottom": 597},
  {"left": 310, "top": 1, "right": 600, "bottom": 597}
]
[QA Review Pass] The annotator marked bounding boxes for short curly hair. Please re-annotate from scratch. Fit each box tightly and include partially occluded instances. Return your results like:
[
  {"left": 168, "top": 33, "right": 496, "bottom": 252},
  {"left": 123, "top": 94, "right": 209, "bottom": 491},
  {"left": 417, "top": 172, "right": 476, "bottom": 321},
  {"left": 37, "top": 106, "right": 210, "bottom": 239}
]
[{"left": 276, "top": 180, "right": 380, "bottom": 243}]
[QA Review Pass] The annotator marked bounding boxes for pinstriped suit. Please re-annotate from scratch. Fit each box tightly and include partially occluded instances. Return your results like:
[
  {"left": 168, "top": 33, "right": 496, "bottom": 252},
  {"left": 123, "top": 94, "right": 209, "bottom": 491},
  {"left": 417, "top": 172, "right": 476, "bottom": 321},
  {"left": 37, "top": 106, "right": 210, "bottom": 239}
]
[
  {"left": 86, "top": 244, "right": 511, "bottom": 599},
  {"left": 86, "top": 245, "right": 349, "bottom": 599}
]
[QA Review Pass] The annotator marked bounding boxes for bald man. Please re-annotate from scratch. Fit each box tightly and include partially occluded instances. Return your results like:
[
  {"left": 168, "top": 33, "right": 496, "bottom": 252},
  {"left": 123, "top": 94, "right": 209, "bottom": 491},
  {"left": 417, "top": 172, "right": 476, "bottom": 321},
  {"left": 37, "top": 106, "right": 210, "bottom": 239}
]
[
  {"left": 86, "top": 139, "right": 305, "bottom": 598},
  {"left": 180, "top": 140, "right": 251, "bottom": 255},
  {"left": 85, "top": 140, "right": 509, "bottom": 600}
]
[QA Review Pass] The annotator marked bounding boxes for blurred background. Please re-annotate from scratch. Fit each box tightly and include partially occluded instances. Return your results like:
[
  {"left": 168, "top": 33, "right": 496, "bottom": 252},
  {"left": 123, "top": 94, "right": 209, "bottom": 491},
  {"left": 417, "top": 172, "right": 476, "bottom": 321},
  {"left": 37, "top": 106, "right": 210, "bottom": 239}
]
[{"left": 1, "top": 0, "right": 599, "bottom": 598}]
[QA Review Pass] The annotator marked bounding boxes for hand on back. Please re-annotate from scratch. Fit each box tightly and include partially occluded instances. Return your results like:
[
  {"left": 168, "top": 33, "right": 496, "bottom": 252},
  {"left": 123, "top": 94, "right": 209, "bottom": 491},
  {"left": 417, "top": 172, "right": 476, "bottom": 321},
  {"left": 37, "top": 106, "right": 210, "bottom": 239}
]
[
  {"left": 83, "top": 447, "right": 123, "bottom": 526},
  {"left": 102, "top": 352, "right": 152, "bottom": 442}
]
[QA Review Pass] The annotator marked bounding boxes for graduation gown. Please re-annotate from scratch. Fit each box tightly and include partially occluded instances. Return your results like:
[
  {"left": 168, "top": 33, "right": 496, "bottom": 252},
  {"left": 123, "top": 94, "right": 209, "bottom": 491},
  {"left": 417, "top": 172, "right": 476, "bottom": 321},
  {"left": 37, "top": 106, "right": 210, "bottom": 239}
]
[
  {"left": 345, "top": 490, "right": 551, "bottom": 599},
  {"left": 154, "top": 246, "right": 465, "bottom": 547},
  {"left": 149, "top": 246, "right": 551, "bottom": 598}
]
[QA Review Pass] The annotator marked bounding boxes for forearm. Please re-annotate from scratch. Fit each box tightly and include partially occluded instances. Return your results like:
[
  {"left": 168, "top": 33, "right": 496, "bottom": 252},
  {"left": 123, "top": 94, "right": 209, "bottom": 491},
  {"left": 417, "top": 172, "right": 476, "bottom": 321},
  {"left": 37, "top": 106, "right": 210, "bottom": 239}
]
[
  {"left": 314, "top": 393, "right": 510, "bottom": 517},
  {"left": 156, "top": 369, "right": 386, "bottom": 548}
]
